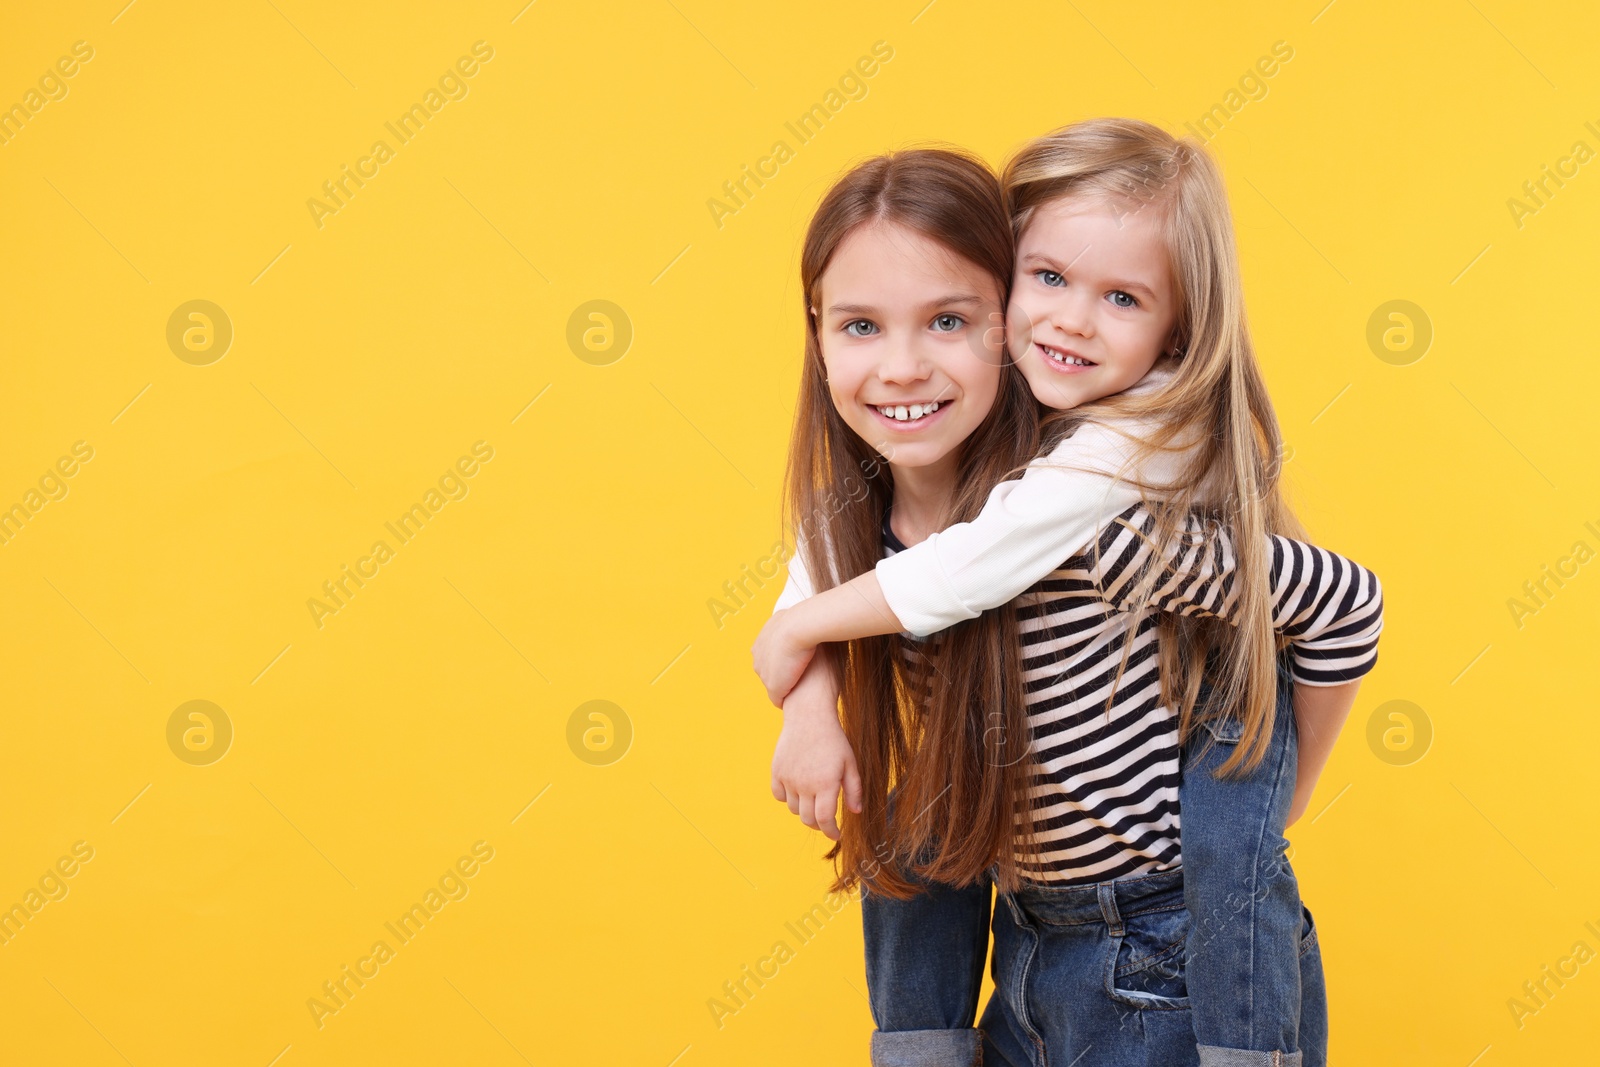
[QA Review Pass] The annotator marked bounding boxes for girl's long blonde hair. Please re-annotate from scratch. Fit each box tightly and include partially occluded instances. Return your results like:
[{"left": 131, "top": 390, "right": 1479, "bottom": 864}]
[{"left": 1004, "top": 117, "right": 1308, "bottom": 776}]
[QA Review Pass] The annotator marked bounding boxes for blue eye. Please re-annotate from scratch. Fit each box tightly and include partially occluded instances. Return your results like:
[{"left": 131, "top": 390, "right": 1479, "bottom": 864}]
[
  {"left": 1036, "top": 269, "right": 1065, "bottom": 287},
  {"left": 932, "top": 313, "right": 965, "bottom": 332},
  {"left": 843, "top": 319, "right": 878, "bottom": 337},
  {"left": 1108, "top": 290, "right": 1138, "bottom": 309}
]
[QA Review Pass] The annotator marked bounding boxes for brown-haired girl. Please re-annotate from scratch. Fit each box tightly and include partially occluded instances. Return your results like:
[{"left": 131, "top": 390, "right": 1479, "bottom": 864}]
[{"left": 762, "top": 121, "right": 1383, "bottom": 1066}]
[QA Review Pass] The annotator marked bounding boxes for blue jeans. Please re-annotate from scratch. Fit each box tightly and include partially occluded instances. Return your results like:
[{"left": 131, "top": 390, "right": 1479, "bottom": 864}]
[
  {"left": 861, "top": 838, "right": 993, "bottom": 1067},
  {"left": 984, "top": 867, "right": 1198, "bottom": 1066},
  {"left": 861, "top": 650, "right": 1327, "bottom": 1066},
  {"left": 1183, "top": 650, "right": 1326, "bottom": 1067}
]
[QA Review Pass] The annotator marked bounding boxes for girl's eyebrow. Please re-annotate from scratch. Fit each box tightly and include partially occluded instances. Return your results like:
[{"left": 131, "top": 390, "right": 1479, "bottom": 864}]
[
  {"left": 1104, "top": 278, "right": 1158, "bottom": 300},
  {"left": 1020, "top": 249, "right": 1091, "bottom": 274},
  {"left": 826, "top": 293, "right": 984, "bottom": 315}
]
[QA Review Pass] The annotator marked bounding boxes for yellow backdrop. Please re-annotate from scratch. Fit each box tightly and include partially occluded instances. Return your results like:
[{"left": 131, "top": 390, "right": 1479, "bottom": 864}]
[{"left": 2, "top": 1, "right": 1596, "bottom": 1064}]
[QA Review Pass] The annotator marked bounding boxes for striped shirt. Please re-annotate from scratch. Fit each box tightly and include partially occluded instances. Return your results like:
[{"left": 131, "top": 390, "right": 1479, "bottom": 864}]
[{"left": 875, "top": 501, "right": 1385, "bottom": 885}]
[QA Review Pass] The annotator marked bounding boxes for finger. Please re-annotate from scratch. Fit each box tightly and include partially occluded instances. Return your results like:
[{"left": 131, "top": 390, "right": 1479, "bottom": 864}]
[
  {"left": 771, "top": 770, "right": 785, "bottom": 803},
  {"left": 765, "top": 671, "right": 789, "bottom": 707},
  {"left": 843, "top": 753, "right": 863, "bottom": 815},
  {"left": 783, "top": 651, "right": 814, "bottom": 702},
  {"left": 785, "top": 786, "right": 800, "bottom": 817},
  {"left": 817, "top": 782, "right": 842, "bottom": 841},
  {"left": 798, "top": 792, "right": 819, "bottom": 830}
]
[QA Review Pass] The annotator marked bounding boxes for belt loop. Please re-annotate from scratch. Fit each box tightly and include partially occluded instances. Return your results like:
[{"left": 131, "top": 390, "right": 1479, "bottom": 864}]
[
  {"left": 998, "top": 882, "right": 1026, "bottom": 926},
  {"left": 1097, "top": 882, "right": 1124, "bottom": 936}
]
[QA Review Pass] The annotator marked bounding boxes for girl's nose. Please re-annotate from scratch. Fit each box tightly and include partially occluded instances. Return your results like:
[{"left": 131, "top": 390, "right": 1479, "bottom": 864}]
[
  {"left": 877, "top": 335, "right": 930, "bottom": 383},
  {"left": 1050, "top": 290, "right": 1095, "bottom": 339}
]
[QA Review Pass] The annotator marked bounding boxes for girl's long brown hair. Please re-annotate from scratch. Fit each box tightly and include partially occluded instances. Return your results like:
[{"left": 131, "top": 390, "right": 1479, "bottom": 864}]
[
  {"left": 785, "top": 148, "right": 1046, "bottom": 899},
  {"left": 1004, "top": 118, "right": 1309, "bottom": 776}
]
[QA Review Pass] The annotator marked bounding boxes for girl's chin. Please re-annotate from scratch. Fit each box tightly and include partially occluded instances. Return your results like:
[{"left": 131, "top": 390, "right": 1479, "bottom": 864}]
[
  {"left": 845, "top": 412, "right": 970, "bottom": 470},
  {"left": 1019, "top": 363, "right": 1093, "bottom": 406},
  {"left": 869, "top": 442, "right": 960, "bottom": 471}
]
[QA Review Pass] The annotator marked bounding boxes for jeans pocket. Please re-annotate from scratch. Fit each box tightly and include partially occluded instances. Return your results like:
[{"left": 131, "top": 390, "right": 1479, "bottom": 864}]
[
  {"left": 1106, "top": 905, "right": 1191, "bottom": 1010},
  {"left": 1184, "top": 708, "right": 1244, "bottom": 779},
  {"left": 1299, "top": 904, "right": 1319, "bottom": 958}
]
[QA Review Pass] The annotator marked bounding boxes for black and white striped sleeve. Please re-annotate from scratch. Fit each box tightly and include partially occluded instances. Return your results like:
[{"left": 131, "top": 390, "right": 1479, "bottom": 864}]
[{"left": 1091, "top": 504, "right": 1384, "bottom": 686}]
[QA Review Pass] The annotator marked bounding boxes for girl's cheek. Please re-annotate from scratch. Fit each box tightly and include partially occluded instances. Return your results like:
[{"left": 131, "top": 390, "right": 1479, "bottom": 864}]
[
  {"left": 828, "top": 383, "right": 852, "bottom": 414},
  {"left": 1004, "top": 302, "right": 1035, "bottom": 359},
  {"left": 818, "top": 365, "right": 847, "bottom": 409}
]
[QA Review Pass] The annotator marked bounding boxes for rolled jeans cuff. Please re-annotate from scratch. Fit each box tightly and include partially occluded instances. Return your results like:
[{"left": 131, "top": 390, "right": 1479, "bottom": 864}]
[
  {"left": 1198, "top": 1046, "right": 1303, "bottom": 1067},
  {"left": 870, "top": 1027, "right": 983, "bottom": 1067}
]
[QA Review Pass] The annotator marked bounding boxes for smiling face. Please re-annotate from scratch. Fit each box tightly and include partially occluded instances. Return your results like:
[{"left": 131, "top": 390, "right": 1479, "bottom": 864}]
[
  {"left": 814, "top": 220, "right": 1005, "bottom": 479},
  {"left": 1006, "top": 194, "right": 1181, "bottom": 410}
]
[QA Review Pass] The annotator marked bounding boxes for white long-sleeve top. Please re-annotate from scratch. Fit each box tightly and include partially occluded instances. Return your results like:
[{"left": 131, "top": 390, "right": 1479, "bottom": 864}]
[{"left": 870, "top": 361, "right": 1200, "bottom": 636}]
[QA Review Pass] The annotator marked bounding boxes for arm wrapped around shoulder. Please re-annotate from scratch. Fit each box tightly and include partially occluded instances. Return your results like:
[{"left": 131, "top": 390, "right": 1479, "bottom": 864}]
[{"left": 1090, "top": 503, "right": 1384, "bottom": 686}]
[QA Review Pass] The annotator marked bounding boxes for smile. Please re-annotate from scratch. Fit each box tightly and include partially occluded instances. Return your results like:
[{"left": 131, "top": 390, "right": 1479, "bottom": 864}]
[
  {"left": 869, "top": 399, "right": 947, "bottom": 429},
  {"left": 1037, "top": 342, "right": 1096, "bottom": 371}
]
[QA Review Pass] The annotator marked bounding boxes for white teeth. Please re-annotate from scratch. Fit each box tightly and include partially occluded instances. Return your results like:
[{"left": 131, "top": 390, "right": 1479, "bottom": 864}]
[
  {"left": 875, "top": 401, "right": 942, "bottom": 421},
  {"left": 1048, "top": 348, "right": 1092, "bottom": 367}
]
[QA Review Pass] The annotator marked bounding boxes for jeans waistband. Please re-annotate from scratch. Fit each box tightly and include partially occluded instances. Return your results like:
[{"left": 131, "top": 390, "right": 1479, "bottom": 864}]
[{"left": 1004, "top": 867, "right": 1186, "bottom": 932}]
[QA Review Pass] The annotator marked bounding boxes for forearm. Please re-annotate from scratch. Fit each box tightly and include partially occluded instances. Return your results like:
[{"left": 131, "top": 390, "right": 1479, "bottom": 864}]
[
  {"left": 781, "top": 651, "right": 843, "bottom": 723},
  {"left": 783, "top": 571, "right": 905, "bottom": 648},
  {"left": 1288, "top": 677, "right": 1362, "bottom": 821}
]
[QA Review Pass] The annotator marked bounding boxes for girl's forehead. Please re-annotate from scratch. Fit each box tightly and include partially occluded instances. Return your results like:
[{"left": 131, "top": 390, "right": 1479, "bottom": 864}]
[
  {"left": 1015, "top": 194, "right": 1172, "bottom": 267},
  {"left": 1027, "top": 192, "right": 1153, "bottom": 229},
  {"left": 821, "top": 220, "right": 1002, "bottom": 302}
]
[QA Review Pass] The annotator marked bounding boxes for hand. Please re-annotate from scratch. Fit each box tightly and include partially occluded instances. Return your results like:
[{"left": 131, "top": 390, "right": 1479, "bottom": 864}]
[
  {"left": 751, "top": 609, "right": 817, "bottom": 707},
  {"left": 771, "top": 689, "right": 861, "bottom": 841}
]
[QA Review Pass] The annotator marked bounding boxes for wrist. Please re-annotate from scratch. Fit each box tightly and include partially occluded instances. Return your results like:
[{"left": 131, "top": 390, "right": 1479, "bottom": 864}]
[
  {"left": 781, "top": 690, "right": 841, "bottom": 726},
  {"left": 778, "top": 598, "right": 822, "bottom": 652}
]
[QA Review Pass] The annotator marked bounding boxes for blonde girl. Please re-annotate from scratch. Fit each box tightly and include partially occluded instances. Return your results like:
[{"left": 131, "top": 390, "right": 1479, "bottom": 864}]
[{"left": 760, "top": 119, "right": 1383, "bottom": 1066}]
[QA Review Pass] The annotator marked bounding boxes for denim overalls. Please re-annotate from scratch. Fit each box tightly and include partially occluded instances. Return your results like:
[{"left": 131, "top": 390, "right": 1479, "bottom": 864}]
[{"left": 862, "top": 650, "right": 1326, "bottom": 1067}]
